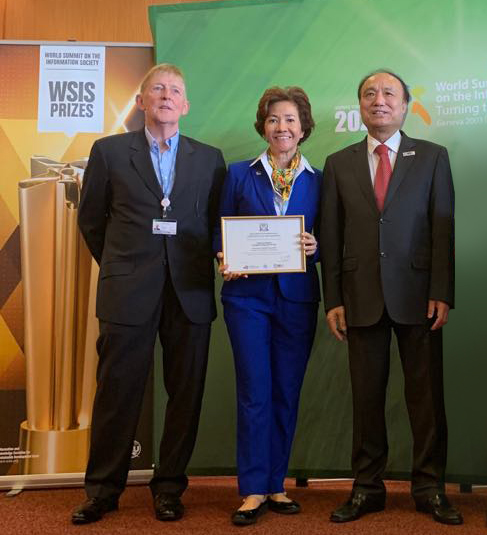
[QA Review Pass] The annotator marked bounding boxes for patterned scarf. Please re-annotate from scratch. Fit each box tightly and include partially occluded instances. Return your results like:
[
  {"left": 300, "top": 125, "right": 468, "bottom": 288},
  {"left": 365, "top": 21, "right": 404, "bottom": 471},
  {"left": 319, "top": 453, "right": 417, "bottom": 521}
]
[{"left": 266, "top": 149, "right": 301, "bottom": 202}]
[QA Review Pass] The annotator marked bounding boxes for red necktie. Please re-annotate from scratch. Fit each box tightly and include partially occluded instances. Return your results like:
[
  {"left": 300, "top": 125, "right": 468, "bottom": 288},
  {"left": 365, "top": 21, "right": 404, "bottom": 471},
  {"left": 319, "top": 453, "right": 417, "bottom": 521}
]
[{"left": 374, "top": 144, "right": 392, "bottom": 211}]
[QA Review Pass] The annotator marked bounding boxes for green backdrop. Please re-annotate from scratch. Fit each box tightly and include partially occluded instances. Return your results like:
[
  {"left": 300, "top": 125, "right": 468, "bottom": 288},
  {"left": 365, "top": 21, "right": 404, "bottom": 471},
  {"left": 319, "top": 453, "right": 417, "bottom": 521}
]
[{"left": 149, "top": 0, "right": 487, "bottom": 483}]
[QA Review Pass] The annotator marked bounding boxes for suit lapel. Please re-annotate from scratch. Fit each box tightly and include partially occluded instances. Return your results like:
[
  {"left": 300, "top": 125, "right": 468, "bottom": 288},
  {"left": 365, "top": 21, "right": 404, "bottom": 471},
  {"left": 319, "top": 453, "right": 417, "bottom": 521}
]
[
  {"left": 353, "top": 138, "right": 378, "bottom": 214},
  {"left": 170, "top": 135, "right": 195, "bottom": 208},
  {"left": 130, "top": 129, "right": 163, "bottom": 201},
  {"left": 251, "top": 161, "right": 276, "bottom": 214},
  {"left": 383, "top": 132, "right": 416, "bottom": 210},
  {"left": 286, "top": 168, "right": 311, "bottom": 215}
]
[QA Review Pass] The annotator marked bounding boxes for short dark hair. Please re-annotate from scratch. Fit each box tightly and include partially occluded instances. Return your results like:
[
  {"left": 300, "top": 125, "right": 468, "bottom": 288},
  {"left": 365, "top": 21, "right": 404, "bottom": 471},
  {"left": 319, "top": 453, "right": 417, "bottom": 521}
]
[
  {"left": 254, "top": 86, "right": 315, "bottom": 144},
  {"left": 357, "top": 70, "right": 411, "bottom": 103}
]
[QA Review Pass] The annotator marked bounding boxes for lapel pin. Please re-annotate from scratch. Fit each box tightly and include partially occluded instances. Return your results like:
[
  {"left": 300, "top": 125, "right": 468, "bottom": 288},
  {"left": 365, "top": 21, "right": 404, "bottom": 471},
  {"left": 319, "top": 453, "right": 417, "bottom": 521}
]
[
  {"left": 402, "top": 151, "right": 415, "bottom": 157},
  {"left": 255, "top": 170, "right": 262, "bottom": 175}
]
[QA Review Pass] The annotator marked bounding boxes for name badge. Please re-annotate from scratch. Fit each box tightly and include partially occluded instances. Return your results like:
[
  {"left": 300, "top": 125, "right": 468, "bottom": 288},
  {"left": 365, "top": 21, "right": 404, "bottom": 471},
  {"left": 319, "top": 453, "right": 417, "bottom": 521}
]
[
  {"left": 152, "top": 219, "right": 177, "bottom": 235},
  {"left": 402, "top": 151, "right": 415, "bottom": 157}
]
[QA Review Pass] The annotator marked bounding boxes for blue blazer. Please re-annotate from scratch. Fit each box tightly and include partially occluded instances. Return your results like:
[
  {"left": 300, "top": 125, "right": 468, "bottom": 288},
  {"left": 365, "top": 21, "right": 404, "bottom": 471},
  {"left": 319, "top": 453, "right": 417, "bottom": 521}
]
[{"left": 214, "top": 158, "right": 322, "bottom": 304}]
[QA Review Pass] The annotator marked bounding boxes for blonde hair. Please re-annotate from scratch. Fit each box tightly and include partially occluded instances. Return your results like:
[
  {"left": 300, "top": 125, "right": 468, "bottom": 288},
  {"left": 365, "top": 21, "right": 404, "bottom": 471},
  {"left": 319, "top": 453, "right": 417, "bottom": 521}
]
[{"left": 139, "top": 63, "right": 186, "bottom": 94}]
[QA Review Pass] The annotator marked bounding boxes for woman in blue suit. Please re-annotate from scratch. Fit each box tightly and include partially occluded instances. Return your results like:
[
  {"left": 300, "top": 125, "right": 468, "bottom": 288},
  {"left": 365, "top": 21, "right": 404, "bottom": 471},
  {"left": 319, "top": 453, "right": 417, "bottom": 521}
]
[{"left": 214, "top": 86, "right": 322, "bottom": 526}]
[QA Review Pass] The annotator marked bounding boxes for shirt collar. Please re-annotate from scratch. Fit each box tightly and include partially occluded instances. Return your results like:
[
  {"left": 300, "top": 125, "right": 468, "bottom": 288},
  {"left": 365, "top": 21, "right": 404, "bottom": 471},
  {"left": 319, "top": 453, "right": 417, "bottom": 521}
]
[
  {"left": 145, "top": 127, "right": 179, "bottom": 153},
  {"left": 367, "top": 130, "right": 402, "bottom": 155},
  {"left": 250, "top": 151, "right": 314, "bottom": 175}
]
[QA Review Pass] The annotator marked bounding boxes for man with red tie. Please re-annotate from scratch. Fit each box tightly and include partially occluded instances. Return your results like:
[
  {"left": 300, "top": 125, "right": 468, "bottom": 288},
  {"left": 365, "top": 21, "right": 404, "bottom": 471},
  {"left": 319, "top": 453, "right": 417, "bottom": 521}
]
[{"left": 321, "top": 70, "right": 462, "bottom": 525}]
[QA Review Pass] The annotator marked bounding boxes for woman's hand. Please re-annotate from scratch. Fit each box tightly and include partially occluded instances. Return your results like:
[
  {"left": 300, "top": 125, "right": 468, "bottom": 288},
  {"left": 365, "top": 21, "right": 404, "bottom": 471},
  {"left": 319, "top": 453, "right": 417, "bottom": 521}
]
[
  {"left": 216, "top": 252, "right": 248, "bottom": 281},
  {"left": 301, "top": 232, "right": 317, "bottom": 256}
]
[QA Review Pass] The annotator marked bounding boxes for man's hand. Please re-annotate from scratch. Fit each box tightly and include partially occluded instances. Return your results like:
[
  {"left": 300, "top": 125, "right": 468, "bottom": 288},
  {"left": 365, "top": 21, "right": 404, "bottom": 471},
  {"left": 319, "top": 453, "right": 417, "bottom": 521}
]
[
  {"left": 216, "top": 252, "right": 248, "bottom": 282},
  {"left": 326, "top": 306, "right": 347, "bottom": 341},
  {"left": 428, "top": 299, "right": 450, "bottom": 330}
]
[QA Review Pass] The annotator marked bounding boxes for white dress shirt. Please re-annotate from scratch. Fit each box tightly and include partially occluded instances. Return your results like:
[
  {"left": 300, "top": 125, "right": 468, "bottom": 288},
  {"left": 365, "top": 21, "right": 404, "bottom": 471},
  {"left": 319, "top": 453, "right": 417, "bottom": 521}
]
[
  {"left": 250, "top": 151, "right": 315, "bottom": 215},
  {"left": 366, "top": 130, "right": 401, "bottom": 185}
]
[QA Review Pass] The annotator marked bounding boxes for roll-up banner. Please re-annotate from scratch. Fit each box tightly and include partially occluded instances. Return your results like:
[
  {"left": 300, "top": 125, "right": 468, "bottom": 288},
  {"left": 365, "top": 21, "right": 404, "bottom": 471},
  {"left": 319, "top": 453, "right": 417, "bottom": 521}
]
[
  {"left": 149, "top": 0, "right": 487, "bottom": 484},
  {"left": 0, "top": 42, "right": 154, "bottom": 489}
]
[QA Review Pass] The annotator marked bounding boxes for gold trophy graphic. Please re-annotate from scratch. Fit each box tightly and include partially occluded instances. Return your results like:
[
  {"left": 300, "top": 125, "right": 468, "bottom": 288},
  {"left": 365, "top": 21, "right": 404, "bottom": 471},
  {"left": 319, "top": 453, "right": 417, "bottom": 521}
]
[{"left": 17, "top": 157, "right": 98, "bottom": 474}]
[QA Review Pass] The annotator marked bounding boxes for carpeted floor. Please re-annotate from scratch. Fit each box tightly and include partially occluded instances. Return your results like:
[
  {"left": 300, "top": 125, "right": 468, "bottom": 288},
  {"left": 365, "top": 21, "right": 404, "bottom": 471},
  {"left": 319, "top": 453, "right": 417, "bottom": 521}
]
[{"left": 1, "top": 478, "right": 485, "bottom": 534}]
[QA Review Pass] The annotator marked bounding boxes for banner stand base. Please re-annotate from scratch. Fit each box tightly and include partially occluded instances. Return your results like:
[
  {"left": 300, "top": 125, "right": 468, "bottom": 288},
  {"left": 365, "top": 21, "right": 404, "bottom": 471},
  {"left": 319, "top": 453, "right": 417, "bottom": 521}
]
[{"left": 0, "top": 469, "right": 153, "bottom": 492}]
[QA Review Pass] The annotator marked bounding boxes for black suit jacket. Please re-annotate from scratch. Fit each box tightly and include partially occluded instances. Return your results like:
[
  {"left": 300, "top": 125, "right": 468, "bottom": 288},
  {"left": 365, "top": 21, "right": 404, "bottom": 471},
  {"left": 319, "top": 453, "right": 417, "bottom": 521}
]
[
  {"left": 321, "top": 132, "right": 454, "bottom": 327},
  {"left": 78, "top": 128, "right": 226, "bottom": 326}
]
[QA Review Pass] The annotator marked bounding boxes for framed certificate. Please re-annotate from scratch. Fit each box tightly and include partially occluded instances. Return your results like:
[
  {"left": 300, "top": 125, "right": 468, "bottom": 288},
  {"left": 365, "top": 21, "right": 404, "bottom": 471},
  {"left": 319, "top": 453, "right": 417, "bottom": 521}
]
[{"left": 221, "top": 215, "right": 306, "bottom": 274}]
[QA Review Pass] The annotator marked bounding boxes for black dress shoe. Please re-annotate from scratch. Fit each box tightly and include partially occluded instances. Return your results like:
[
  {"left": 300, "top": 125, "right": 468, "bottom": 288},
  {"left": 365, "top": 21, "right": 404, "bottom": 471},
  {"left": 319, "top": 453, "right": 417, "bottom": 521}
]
[
  {"left": 153, "top": 493, "right": 184, "bottom": 521},
  {"left": 231, "top": 500, "right": 268, "bottom": 526},
  {"left": 71, "top": 497, "right": 118, "bottom": 524},
  {"left": 330, "top": 492, "right": 385, "bottom": 523},
  {"left": 415, "top": 493, "right": 463, "bottom": 525},
  {"left": 268, "top": 497, "right": 301, "bottom": 514}
]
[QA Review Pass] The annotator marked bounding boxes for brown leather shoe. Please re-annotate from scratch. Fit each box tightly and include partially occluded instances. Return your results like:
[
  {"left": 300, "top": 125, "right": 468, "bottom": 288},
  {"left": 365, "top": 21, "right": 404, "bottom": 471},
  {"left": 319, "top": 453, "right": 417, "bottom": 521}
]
[
  {"left": 330, "top": 492, "right": 385, "bottom": 523},
  {"left": 153, "top": 493, "right": 184, "bottom": 521},
  {"left": 71, "top": 497, "right": 118, "bottom": 524},
  {"left": 415, "top": 493, "right": 463, "bottom": 525}
]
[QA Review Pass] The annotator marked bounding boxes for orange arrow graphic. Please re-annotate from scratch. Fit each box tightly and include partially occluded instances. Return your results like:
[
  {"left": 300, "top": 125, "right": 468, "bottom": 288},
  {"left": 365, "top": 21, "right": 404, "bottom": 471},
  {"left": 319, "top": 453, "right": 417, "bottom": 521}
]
[{"left": 412, "top": 101, "right": 432, "bottom": 125}]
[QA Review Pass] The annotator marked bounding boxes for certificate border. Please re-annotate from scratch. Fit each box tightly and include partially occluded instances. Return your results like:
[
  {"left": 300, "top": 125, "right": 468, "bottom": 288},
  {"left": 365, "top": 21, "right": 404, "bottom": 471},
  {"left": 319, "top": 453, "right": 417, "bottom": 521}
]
[{"left": 221, "top": 215, "right": 306, "bottom": 274}]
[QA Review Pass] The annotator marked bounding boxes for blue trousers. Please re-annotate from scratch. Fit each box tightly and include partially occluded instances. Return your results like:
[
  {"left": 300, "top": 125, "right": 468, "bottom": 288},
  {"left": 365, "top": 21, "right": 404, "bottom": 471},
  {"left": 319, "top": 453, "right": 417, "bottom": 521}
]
[{"left": 223, "top": 282, "right": 318, "bottom": 496}]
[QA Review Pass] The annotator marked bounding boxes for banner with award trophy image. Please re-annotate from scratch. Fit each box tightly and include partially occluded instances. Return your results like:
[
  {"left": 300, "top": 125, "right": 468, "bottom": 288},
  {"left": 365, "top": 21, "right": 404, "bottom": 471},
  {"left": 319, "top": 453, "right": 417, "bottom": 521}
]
[
  {"left": 0, "top": 42, "right": 154, "bottom": 488},
  {"left": 18, "top": 158, "right": 96, "bottom": 475}
]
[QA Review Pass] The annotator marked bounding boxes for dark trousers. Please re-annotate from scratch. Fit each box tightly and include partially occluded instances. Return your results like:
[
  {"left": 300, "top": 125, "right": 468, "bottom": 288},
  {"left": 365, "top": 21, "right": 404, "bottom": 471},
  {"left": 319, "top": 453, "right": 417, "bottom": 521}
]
[
  {"left": 347, "top": 310, "right": 447, "bottom": 499},
  {"left": 85, "top": 275, "right": 211, "bottom": 500}
]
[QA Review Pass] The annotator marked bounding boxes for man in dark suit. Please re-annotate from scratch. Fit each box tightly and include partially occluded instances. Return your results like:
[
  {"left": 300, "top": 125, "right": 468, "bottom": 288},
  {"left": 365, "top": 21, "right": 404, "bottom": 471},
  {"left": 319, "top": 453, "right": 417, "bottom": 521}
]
[
  {"left": 72, "top": 63, "right": 225, "bottom": 524},
  {"left": 321, "top": 70, "right": 462, "bottom": 525}
]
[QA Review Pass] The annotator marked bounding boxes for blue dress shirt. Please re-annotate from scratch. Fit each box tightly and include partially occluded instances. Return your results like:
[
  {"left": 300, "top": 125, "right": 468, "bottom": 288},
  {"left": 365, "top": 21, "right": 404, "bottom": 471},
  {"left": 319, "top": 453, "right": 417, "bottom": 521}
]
[{"left": 145, "top": 127, "right": 179, "bottom": 197}]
